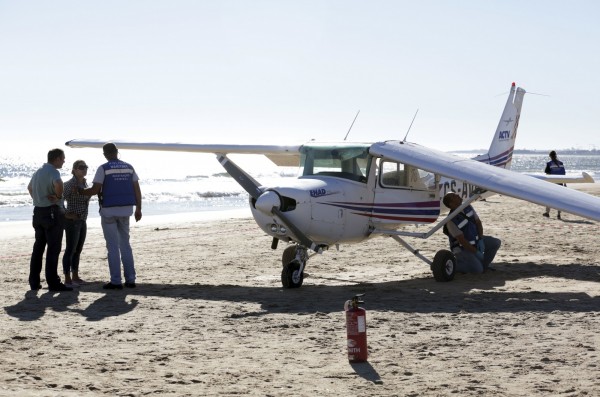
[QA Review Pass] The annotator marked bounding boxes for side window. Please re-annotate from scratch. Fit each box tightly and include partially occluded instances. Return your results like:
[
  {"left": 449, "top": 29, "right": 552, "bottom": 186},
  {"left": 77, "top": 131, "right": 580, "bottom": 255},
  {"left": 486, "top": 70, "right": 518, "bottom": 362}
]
[
  {"left": 380, "top": 161, "right": 406, "bottom": 187},
  {"left": 409, "top": 167, "right": 435, "bottom": 190},
  {"left": 379, "top": 160, "right": 433, "bottom": 190}
]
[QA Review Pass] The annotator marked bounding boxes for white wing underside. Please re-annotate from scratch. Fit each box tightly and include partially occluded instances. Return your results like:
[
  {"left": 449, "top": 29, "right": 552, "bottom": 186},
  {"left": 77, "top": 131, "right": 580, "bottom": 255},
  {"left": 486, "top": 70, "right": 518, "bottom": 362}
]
[
  {"left": 370, "top": 141, "right": 600, "bottom": 222},
  {"left": 66, "top": 139, "right": 600, "bottom": 222},
  {"left": 65, "top": 139, "right": 302, "bottom": 166}
]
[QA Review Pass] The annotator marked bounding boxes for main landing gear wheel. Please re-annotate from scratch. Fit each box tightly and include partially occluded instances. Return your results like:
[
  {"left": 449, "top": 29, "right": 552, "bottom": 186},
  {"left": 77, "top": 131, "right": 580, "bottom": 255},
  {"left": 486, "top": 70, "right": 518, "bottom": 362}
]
[
  {"left": 281, "top": 245, "right": 298, "bottom": 267},
  {"left": 281, "top": 260, "right": 304, "bottom": 288},
  {"left": 432, "top": 250, "right": 456, "bottom": 282}
]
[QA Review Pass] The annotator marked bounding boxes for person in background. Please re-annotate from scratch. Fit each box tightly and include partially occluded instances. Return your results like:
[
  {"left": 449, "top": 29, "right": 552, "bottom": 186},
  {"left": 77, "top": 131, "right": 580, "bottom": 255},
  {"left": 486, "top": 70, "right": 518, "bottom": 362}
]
[
  {"left": 27, "top": 148, "right": 72, "bottom": 292},
  {"left": 442, "top": 192, "right": 501, "bottom": 274},
  {"left": 543, "top": 150, "right": 566, "bottom": 219},
  {"left": 62, "top": 160, "right": 91, "bottom": 288},
  {"left": 79, "top": 143, "right": 142, "bottom": 290}
]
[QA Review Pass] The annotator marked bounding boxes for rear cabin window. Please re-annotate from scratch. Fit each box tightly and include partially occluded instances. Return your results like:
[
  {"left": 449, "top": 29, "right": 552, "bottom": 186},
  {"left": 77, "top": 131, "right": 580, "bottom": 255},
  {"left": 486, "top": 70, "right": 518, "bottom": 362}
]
[{"left": 379, "top": 160, "right": 434, "bottom": 190}]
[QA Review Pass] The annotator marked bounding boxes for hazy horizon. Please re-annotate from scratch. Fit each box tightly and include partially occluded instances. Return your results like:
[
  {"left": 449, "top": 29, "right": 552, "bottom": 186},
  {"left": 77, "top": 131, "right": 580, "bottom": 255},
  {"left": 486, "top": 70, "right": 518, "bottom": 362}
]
[{"left": 2, "top": 1, "right": 600, "bottom": 154}]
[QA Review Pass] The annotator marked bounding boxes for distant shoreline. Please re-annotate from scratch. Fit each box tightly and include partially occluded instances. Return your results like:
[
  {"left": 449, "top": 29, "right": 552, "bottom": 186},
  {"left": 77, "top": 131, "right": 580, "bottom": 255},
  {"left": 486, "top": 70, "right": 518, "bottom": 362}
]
[
  {"left": 0, "top": 207, "right": 252, "bottom": 240},
  {"left": 451, "top": 149, "right": 600, "bottom": 155}
]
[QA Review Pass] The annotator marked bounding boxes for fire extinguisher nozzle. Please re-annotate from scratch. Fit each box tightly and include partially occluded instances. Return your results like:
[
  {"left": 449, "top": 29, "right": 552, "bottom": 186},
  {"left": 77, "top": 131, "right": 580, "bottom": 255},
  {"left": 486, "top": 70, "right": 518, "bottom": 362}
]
[{"left": 352, "top": 293, "right": 365, "bottom": 305}]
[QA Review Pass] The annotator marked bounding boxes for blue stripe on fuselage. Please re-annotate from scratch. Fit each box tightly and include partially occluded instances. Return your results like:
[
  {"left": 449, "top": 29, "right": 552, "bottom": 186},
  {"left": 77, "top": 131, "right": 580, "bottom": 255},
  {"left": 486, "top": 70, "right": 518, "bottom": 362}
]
[{"left": 321, "top": 201, "right": 440, "bottom": 216}]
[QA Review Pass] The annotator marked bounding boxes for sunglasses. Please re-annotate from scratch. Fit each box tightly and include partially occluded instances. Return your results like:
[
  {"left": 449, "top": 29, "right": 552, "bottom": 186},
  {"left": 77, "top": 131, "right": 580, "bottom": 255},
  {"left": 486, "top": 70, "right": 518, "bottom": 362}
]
[{"left": 77, "top": 165, "right": 89, "bottom": 170}]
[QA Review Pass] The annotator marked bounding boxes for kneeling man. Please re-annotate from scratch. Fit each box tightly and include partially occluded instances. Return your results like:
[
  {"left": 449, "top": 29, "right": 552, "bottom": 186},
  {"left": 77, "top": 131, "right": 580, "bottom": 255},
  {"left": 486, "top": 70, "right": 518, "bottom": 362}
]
[{"left": 442, "top": 192, "right": 501, "bottom": 273}]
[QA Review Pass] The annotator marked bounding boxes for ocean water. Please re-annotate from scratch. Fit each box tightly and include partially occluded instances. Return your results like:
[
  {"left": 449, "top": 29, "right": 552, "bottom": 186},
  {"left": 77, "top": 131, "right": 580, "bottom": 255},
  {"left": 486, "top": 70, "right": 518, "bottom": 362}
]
[
  {"left": 0, "top": 149, "right": 295, "bottom": 222},
  {"left": 2, "top": 150, "right": 600, "bottom": 222}
]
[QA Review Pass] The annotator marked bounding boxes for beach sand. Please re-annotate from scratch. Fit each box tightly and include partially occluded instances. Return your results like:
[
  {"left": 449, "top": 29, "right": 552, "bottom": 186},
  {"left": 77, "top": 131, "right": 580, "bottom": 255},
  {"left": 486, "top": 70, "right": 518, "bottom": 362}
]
[{"left": 1, "top": 186, "right": 600, "bottom": 396}]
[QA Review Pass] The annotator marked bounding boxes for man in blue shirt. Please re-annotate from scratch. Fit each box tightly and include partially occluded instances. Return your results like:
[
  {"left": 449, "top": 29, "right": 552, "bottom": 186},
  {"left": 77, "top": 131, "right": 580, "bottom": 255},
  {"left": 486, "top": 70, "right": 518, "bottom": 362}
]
[
  {"left": 79, "top": 143, "right": 142, "bottom": 290},
  {"left": 442, "top": 192, "right": 501, "bottom": 274}
]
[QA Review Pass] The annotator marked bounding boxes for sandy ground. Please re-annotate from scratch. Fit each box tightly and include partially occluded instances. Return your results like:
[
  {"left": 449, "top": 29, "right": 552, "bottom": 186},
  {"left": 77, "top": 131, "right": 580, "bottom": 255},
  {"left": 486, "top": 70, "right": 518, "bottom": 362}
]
[{"left": 1, "top": 185, "right": 600, "bottom": 396}]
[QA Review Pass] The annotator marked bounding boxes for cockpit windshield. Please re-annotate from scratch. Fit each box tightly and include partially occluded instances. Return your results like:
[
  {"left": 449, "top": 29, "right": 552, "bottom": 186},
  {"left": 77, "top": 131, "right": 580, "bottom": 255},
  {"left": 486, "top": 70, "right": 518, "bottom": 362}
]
[{"left": 300, "top": 144, "right": 371, "bottom": 183}]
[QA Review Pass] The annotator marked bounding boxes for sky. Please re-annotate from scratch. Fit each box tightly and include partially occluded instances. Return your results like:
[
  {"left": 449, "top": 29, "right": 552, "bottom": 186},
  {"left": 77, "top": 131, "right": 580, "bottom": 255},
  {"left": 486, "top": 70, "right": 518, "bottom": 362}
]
[{"left": 1, "top": 0, "right": 600, "bottom": 160}]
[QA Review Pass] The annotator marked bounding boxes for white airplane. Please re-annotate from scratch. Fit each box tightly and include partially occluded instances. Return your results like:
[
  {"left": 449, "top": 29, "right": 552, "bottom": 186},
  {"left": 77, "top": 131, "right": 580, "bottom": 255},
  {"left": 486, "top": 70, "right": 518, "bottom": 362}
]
[{"left": 66, "top": 83, "right": 600, "bottom": 288}]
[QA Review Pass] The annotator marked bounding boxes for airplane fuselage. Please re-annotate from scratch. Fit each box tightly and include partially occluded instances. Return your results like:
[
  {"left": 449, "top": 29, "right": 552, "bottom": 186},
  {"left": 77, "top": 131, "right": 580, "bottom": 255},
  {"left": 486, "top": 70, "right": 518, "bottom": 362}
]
[{"left": 250, "top": 144, "right": 441, "bottom": 247}]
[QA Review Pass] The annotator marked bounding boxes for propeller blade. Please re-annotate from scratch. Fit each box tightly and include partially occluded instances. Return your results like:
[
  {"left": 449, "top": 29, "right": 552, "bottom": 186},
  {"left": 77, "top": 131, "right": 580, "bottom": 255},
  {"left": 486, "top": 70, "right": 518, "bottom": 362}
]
[
  {"left": 217, "top": 154, "right": 263, "bottom": 199},
  {"left": 272, "top": 207, "right": 323, "bottom": 254},
  {"left": 216, "top": 154, "right": 322, "bottom": 254}
]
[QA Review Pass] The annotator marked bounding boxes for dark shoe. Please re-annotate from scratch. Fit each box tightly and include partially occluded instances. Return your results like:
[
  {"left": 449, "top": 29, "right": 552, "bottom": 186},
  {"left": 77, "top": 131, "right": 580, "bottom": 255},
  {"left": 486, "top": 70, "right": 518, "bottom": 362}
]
[
  {"left": 103, "top": 282, "right": 123, "bottom": 290},
  {"left": 124, "top": 282, "right": 136, "bottom": 288},
  {"left": 542, "top": 213, "right": 549, "bottom": 218},
  {"left": 49, "top": 283, "right": 73, "bottom": 292},
  {"left": 30, "top": 284, "right": 42, "bottom": 291}
]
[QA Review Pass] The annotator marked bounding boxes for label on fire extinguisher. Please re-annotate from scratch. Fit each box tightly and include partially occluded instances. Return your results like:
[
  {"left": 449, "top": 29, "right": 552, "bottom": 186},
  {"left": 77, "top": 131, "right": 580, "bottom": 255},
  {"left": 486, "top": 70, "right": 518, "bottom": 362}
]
[
  {"left": 357, "top": 316, "right": 365, "bottom": 333},
  {"left": 346, "top": 316, "right": 358, "bottom": 335}
]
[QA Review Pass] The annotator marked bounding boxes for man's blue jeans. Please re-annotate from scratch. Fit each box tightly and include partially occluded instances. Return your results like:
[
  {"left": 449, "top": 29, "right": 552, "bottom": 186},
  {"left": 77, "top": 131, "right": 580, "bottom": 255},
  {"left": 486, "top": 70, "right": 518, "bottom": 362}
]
[
  {"left": 101, "top": 215, "right": 136, "bottom": 285},
  {"left": 454, "top": 236, "right": 501, "bottom": 274}
]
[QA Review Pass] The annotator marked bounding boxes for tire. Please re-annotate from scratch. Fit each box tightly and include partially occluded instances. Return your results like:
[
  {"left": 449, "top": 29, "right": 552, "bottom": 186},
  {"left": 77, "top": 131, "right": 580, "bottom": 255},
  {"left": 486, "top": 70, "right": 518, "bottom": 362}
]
[
  {"left": 432, "top": 250, "right": 456, "bottom": 282},
  {"left": 282, "top": 245, "right": 298, "bottom": 267},
  {"left": 281, "top": 260, "right": 304, "bottom": 288}
]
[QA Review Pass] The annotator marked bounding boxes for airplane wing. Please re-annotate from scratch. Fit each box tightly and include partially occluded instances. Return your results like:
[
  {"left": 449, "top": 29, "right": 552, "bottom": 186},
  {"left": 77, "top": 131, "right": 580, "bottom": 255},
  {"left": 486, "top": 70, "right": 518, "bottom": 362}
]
[
  {"left": 65, "top": 139, "right": 302, "bottom": 166},
  {"left": 370, "top": 141, "right": 600, "bottom": 221},
  {"left": 524, "top": 172, "right": 595, "bottom": 184}
]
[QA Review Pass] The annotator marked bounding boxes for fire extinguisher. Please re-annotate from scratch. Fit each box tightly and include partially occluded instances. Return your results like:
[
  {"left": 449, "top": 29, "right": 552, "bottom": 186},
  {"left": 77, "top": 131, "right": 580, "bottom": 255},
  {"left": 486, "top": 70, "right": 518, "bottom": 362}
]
[{"left": 345, "top": 294, "right": 367, "bottom": 362}]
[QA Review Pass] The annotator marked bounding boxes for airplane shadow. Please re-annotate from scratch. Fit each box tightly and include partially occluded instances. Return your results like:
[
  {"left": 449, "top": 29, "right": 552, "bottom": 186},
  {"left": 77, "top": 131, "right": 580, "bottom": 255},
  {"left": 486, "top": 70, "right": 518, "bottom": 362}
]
[
  {"left": 5, "top": 262, "right": 599, "bottom": 320},
  {"left": 85, "top": 261, "right": 600, "bottom": 316}
]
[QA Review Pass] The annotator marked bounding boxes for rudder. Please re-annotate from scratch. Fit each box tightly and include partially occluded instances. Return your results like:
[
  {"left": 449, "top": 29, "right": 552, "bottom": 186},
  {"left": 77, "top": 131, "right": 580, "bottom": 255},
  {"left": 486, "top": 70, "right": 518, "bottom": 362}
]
[{"left": 473, "top": 82, "right": 526, "bottom": 169}]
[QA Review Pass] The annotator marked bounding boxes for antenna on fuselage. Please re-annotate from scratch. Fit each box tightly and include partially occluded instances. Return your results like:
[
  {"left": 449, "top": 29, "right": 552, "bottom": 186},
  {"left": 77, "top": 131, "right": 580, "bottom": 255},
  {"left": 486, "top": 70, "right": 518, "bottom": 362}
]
[
  {"left": 402, "top": 109, "right": 419, "bottom": 142},
  {"left": 344, "top": 110, "right": 360, "bottom": 141}
]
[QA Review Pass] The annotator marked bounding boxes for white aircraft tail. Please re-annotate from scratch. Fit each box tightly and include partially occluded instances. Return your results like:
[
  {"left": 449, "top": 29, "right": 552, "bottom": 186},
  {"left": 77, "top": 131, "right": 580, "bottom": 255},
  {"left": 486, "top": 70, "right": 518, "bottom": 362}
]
[{"left": 473, "top": 82, "right": 526, "bottom": 169}]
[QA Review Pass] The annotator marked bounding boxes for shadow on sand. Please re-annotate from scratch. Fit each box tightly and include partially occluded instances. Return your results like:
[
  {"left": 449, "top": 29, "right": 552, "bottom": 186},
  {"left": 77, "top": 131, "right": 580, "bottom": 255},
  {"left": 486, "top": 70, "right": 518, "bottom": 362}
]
[{"left": 5, "top": 261, "right": 600, "bottom": 321}]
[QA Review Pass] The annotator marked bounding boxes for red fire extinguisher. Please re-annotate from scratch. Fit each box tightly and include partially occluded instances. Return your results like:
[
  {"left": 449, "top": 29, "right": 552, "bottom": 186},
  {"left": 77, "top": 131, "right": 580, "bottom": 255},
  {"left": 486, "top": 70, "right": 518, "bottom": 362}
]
[{"left": 345, "top": 294, "right": 367, "bottom": 362}]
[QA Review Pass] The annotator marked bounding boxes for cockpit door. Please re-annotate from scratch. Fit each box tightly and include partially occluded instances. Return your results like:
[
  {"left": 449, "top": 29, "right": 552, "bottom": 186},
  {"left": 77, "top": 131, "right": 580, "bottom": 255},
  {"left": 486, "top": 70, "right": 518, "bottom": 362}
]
[{"left": 372, "top": 159, "right": 440, "bottom": 227}]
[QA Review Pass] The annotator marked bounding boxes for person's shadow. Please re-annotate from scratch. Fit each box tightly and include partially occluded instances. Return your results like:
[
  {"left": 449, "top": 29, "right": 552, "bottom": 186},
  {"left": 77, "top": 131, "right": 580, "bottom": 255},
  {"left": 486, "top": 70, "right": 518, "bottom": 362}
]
[
  {"left": 71, "top": 291, "right": 138, "bottom": 321},
  {"left": 4, "top": 289, "right": 80, "bottom": 321}
]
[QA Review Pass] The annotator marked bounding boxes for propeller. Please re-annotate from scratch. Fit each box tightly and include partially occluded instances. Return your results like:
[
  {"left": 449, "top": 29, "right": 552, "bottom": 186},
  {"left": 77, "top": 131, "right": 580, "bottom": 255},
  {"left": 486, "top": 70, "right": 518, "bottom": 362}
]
[
  {"left": 217, "top": 155, "right": 263, "bottom": 200},
  {"left": 217, "top": 155, "right": 323, "bottom": 254}
]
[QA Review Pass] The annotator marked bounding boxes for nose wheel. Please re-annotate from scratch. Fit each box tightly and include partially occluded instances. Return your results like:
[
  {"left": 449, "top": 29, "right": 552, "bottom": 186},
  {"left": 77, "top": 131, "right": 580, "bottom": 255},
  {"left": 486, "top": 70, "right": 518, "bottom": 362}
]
[
  {"left": 281, "top": 245, "right": 298, "bottom": 267},
  {"left": 281, "top": 245, "right": 308, "bottom": 288},
  {"left": 282, "top": 260, "right": 304, "bottom": 288}
]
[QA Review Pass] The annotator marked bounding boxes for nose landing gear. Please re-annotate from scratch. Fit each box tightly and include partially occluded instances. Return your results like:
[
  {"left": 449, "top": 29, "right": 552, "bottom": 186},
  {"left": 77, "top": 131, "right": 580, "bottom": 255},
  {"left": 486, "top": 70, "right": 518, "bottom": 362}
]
[{"left": 281, "top": 245, "right": 308, "bottom": 288}]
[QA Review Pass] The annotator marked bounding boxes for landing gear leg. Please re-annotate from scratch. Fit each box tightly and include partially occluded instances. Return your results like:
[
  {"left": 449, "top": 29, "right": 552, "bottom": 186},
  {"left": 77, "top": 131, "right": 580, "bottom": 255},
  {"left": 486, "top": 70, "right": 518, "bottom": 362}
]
[{"left": 388, "top": 235, "right": 456, "bottom": 282}]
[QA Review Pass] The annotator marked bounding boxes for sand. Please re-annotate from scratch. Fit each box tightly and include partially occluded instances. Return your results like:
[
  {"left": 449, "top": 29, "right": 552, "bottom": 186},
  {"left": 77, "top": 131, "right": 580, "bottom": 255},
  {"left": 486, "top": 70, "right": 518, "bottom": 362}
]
[{"left": 1, "top": 185, "right": 600, "bottom": 396}]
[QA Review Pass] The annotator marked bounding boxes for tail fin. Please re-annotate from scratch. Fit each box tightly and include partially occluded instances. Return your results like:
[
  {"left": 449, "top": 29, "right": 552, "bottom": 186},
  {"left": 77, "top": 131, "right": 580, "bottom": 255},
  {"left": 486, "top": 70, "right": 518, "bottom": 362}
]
[{"left": 473, "top": 82, "right": 526, "bottom": 169}]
